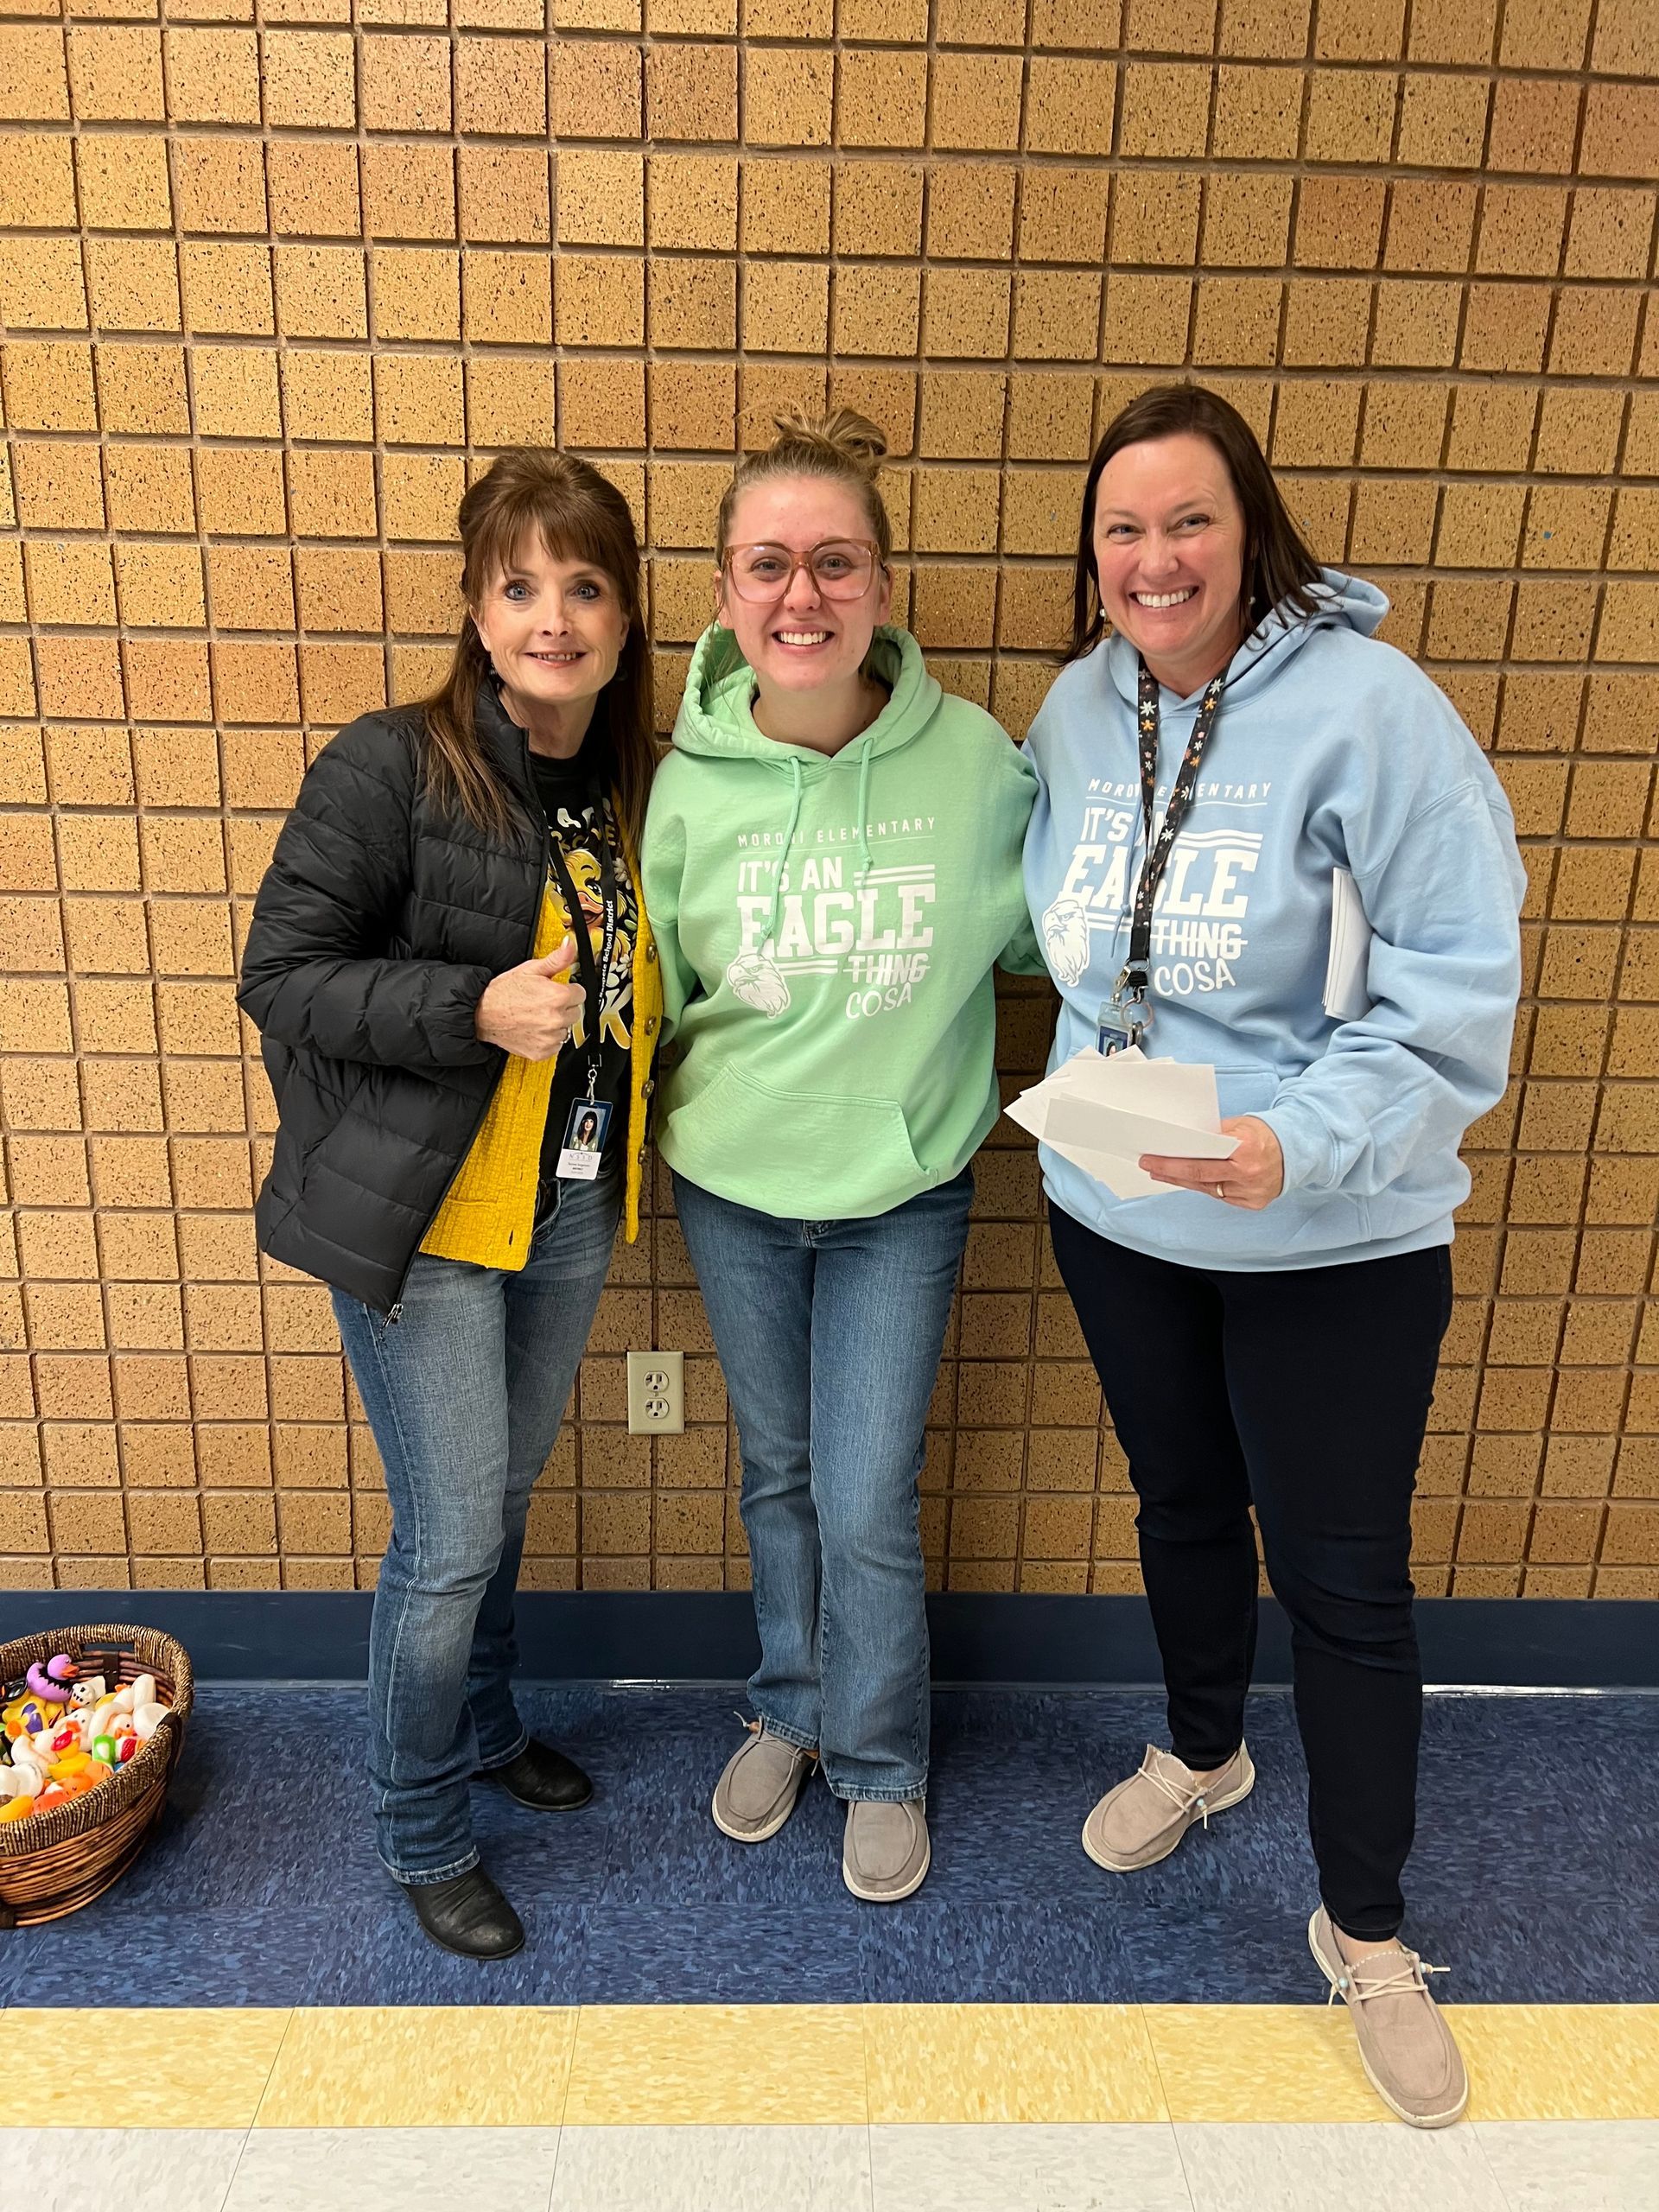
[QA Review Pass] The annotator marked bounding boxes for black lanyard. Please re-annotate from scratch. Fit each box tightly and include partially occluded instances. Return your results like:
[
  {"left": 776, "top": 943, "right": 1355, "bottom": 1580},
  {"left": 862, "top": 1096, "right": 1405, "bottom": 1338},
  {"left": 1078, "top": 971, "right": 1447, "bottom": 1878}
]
[
  {"left": 1100, "top": 658, "right": 1224, "bottom": 1050},
  {"left": 542, "top": 771, "right": 619, "bottom": 1102}
]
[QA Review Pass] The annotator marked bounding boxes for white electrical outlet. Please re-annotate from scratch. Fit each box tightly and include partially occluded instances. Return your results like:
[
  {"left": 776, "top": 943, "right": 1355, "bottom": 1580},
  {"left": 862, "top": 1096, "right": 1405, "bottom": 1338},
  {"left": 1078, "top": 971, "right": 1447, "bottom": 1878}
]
[{"left": 626, "top": 1349, "right": 684, "bottom": 1433}]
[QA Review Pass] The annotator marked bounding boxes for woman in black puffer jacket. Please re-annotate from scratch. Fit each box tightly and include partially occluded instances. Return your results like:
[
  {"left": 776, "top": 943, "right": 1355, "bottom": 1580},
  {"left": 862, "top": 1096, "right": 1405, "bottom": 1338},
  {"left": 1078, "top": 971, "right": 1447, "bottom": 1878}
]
[{"left": 239, "top": 450, "right": 659, "bottom": 1961}]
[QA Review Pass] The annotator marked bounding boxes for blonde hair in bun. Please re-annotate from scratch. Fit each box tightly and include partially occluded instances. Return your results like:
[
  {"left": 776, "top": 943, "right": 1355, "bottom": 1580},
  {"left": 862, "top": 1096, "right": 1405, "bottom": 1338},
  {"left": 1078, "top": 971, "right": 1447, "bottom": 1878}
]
[{"left": 716, "top": 406, "right": 893, "bottom": 563}]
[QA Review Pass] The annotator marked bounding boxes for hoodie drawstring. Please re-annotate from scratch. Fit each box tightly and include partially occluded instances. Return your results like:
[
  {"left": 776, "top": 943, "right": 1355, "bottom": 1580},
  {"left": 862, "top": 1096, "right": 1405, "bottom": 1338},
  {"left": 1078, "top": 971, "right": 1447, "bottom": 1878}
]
[
  {"left": 854, "top": 733, "right": 875, "bottom": 885},
  {"left": 764, "top": 754, "right": 805, "bottom": 954},
  {"left": 762, "top": 734, "right": 875, "bottom": 955}
]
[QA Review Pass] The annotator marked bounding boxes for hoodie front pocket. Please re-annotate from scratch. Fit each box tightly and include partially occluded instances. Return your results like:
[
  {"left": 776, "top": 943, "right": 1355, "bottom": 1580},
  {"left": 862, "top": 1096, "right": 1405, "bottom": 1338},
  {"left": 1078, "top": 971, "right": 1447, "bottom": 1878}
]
[
  {"left": 664, "top": 1063, "right": 928, "bottom": 1217},
  {"left": 1213, "top": 1065, "right": 1281, "bottom": 1122}
]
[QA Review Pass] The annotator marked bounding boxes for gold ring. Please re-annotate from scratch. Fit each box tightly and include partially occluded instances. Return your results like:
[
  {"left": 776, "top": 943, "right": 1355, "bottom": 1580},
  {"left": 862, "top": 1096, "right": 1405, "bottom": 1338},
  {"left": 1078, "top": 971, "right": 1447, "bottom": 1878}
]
[{"left": 1214, "top": 1183, "right": 1226, "bottom": 1199}]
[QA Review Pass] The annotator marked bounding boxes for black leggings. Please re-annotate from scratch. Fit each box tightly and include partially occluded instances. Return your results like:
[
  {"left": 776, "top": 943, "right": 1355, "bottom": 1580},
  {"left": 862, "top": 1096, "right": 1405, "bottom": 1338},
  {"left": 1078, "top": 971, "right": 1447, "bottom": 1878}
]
[{"left": 1049, "top": 1207, "right": 1453, "bottom": 1941}]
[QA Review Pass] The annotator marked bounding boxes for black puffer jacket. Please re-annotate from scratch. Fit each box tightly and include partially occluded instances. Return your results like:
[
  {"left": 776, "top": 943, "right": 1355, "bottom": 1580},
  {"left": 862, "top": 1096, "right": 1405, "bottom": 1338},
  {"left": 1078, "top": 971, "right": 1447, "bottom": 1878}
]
[{"left": 238, "top": 686, "right": 547, "bottom": 1313}]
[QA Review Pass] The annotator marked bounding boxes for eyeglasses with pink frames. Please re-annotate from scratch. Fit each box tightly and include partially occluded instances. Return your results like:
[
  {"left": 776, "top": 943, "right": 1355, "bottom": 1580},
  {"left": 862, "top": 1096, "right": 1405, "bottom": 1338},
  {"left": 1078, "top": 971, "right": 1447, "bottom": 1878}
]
[{"left": 720, "top": 539, "right": 884, "bottom": 602}]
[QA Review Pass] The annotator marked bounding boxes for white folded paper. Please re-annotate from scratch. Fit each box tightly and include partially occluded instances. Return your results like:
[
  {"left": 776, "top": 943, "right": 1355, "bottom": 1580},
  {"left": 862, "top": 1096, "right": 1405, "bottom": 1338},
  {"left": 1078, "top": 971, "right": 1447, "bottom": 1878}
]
[
  {"left": 1006, "top": 1046, "right": 1238, "bottom": 1200},
  {"left": 1324, "top": 865, "right": 1373, "bottom": 1023}
]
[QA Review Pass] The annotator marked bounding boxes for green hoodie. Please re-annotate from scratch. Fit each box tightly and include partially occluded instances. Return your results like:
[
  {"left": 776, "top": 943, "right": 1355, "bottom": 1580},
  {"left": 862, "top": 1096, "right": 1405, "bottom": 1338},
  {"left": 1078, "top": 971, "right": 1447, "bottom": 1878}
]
[{"left": 640, "top": 624, "right": 1039, "bottom": 1220}]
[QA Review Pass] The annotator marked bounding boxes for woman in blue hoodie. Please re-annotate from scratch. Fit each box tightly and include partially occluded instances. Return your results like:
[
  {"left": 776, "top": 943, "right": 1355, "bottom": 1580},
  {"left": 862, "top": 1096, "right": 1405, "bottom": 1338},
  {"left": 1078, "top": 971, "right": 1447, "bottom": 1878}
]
[{"left": 1023, "top": 384, "right": 1524, "bottom": 2129}]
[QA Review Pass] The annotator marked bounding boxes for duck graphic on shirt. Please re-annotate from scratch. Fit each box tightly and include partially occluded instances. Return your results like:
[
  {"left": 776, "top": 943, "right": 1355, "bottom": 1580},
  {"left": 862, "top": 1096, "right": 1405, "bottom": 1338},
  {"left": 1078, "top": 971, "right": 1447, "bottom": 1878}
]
[{"left": 546, "top": 805, "right": 638, "bottom": 1052}]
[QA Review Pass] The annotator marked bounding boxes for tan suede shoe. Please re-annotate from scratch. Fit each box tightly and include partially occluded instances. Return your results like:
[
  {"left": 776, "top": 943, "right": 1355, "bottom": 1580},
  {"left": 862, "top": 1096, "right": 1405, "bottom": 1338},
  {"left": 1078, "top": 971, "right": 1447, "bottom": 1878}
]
[
  {"left": 1308, "top": 1906, "right": 1469, "bottom": 2128},
  {"left": 1081, "top": 1742, "right": 1255, "bottom": 1872},
  {"left": 710, "top": 1719, "right": 816, "bottom": 1844},
  {"left": 842, "top": 1796, "right": 930, "bottom": 1904}
]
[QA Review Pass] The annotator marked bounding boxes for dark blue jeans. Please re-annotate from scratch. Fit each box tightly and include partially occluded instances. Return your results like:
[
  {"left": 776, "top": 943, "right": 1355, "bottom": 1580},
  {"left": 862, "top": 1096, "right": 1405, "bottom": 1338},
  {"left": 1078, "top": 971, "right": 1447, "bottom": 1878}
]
[
  {"left": 673, "top": 1167, "right": 973, "bottom": 1802},
  {"left": 333, "top": 1168, "right": 619, "bottom": 1885},
  {"left": 1050, "top": 1207, "right": 1453, "bottom": 1940}
]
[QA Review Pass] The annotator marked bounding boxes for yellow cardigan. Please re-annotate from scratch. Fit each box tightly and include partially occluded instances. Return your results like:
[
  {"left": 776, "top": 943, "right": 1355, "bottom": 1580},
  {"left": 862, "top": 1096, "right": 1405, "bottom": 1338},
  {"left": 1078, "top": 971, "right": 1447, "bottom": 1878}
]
[{"left": 418, "top": 813, "right": 660, "bottom": 1268}]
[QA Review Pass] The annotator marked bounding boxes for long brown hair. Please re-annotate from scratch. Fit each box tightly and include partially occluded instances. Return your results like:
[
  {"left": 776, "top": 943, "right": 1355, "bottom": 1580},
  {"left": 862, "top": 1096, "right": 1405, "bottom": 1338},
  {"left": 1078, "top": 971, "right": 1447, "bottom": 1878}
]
[
  {"left": 715, "top": 406, "right": 893, "bottom": 563},
  {"left": 421, "top": 449, "right": 654, "bottom": 850},
  {"left": 1066, "top": 383, "right": 1324, "bottom": 666}
]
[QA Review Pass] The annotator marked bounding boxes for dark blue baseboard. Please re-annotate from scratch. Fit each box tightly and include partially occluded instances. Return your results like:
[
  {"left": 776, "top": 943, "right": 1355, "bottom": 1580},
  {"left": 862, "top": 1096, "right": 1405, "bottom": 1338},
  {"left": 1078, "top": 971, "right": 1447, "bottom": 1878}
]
[{"left": 2, "top": 1590, "right": 1655, "bottom": 1689}]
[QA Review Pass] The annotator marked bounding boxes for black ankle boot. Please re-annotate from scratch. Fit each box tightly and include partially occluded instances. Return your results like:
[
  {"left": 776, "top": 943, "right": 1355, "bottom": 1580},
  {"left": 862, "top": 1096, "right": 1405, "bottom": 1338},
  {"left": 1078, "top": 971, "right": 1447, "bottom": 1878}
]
[
  {"left": 475, "top": 1738, "right": 594, "bottom": 1811},
  {"left": 404, "top": 1867, "right": 524, "bottom": 1960}
]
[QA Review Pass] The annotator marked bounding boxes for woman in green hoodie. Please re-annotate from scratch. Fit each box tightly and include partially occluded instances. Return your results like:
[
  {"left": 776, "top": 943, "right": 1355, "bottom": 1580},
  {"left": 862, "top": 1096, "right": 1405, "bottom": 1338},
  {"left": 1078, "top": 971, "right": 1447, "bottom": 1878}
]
[{"left": 641, "top": 410, "right": 1037, "bottom": 1902}]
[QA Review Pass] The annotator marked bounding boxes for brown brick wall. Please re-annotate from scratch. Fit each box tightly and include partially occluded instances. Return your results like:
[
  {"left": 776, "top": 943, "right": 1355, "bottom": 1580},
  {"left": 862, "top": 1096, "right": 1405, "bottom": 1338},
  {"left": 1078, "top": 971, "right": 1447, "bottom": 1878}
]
[{"left": 1, "top": 2, "right": 1656, "bottom": 1600}]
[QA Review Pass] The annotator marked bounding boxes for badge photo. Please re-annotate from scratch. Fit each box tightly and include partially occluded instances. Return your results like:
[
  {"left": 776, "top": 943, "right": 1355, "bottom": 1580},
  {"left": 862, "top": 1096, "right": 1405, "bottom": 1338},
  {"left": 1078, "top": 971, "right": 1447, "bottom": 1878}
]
[{"left": 557, "top": 1097, "right": 612, "bottom": 1181}]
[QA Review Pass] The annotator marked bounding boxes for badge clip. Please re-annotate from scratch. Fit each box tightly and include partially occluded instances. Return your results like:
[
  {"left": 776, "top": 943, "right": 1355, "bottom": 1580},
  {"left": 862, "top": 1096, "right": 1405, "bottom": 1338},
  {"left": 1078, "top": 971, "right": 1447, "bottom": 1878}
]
[{"left": 1097, "top": 968, "right": 1149, "bottom": 1058}]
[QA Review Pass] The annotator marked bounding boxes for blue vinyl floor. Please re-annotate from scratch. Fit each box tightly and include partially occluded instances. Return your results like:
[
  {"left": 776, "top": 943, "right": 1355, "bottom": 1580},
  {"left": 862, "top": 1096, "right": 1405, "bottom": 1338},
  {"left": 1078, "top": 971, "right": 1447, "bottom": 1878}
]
[{"left": 3, "top": 1685, "right": 1655, "bottom": 2012}]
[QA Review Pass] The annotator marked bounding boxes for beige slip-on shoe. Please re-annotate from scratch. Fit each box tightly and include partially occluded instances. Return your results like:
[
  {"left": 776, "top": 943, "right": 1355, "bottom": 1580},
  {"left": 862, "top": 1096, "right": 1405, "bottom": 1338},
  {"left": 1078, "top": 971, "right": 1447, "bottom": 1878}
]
[
  {"left": 1082, "top": 1742, "right": 1255, "bottom": 1873},
  {"left": 710, "top": 1719, "right": 817, "bottom": 1844},
  {"left": 1308, "top": 1905, "right": 1469, "bottom": 2129},
  {"left": 842, "top": 1797, "right": 930, "bottom": 1904}
]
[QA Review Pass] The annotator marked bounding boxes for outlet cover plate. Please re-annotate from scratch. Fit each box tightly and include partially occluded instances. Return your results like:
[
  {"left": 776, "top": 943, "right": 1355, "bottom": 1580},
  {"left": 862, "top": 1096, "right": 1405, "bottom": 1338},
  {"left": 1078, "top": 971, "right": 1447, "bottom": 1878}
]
[{"left": 626, "top": 1349, "right": 684, "bottom": 1434}]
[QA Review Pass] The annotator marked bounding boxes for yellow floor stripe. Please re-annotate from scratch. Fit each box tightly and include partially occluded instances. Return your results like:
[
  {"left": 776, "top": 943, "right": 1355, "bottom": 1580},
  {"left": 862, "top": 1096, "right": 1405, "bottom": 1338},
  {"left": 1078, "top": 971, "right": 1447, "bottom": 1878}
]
[
  {"left": 254, "top": 2005, "right": 578, "bottom": 2129},
  {"left": 563, "top": 2003, "right": 867, "bottom": 2126},
  {"left": 865, "top": 2003, "right": 1166, "bottom": 2125},
  {"left": 3, "top": 2003, "right": 1656, "bottom": 2127},
  {"left": 1450, "top": 2005, "right": 1659, "bottom": 2123},
  {"left": 0, "top": 2008, "right": 293, "bottom": 2130},
  {"left": 1142, "top": 2004, "right": 1388, "bottom": 2124}
]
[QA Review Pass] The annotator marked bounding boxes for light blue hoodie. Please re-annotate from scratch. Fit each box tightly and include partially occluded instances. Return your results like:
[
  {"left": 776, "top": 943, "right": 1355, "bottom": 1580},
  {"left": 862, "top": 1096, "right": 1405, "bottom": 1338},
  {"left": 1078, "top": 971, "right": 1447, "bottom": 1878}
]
[{"left": 1021, "top": 569, "right": 1526, "bottom": 1270}]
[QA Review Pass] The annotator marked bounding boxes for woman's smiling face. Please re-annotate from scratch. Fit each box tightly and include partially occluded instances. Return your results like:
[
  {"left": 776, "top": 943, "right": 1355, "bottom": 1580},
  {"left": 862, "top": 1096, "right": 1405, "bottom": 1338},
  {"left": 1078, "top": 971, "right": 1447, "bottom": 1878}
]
[
  {"left": 471, "top": 534, "right": 629, "bottom": 720},
  {"left": 1090, "top": 432, "right": 1249, "bottom": 695},
  {"left": 716, "top": 476, "right": 892, "bottom": 700}
]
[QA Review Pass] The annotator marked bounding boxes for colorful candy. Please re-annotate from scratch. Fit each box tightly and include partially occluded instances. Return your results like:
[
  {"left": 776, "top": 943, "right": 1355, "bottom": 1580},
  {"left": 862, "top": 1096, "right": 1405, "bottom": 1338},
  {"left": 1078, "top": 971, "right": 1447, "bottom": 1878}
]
[
  {"left": 3, "top": 1744, "right": 48, "bottom": 1796},
  {"left": 0, "top": 1659, "right": 173, "bottom": 1825}
]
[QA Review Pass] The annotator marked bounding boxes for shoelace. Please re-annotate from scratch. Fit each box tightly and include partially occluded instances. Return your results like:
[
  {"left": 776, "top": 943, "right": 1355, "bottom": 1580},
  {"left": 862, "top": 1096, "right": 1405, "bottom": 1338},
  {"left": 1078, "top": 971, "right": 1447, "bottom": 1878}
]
[
  {"left": 1136, "top": 1747, "right": 1223, "bottom": 1829},
  {"left": 734, "top": 1712, "right": 818, "bottom": 1763},
  {"left": 1327, "top": 1946, "right": 1449, "bottom": 2008}
]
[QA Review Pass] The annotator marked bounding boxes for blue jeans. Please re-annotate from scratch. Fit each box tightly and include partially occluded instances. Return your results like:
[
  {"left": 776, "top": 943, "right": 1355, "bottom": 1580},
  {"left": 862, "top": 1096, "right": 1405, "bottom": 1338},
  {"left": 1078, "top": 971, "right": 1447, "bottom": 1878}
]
[
  {"left": 672, "top": 1167, "right": 973, "bottom": 1802},
  {"left": 333, "top": 1168, "right": 620, "bottom": 1884}
]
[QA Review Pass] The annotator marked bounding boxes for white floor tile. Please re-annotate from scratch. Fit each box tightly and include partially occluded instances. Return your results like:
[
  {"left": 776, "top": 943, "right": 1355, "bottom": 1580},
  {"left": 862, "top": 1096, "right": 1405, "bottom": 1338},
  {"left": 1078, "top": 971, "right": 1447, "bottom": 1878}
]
[
  {"left": 550, "top": 2124, "right": 873, "bottom": 2211},
  {"left": 1475, "top": 2120, "right": 1659, "bottom": 2209},
  {"left": 1174, "top": 2120, "right": 1509, "bottom": 2211},
  {"left": 871, "top": 2121, "right": 1194, "bottom": 2210},
  {"left": 222, "top": 2126, "right": 559, "bottom": 2212},
  {"left": 0, "top": 2128, "right": 248, "bottom": 2212}
]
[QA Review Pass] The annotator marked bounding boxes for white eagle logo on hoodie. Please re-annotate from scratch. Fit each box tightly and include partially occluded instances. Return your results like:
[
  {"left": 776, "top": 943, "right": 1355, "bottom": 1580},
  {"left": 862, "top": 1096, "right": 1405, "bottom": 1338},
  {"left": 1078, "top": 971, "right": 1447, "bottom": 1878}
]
[
  {"left": 726, "top": 949, "right": 791, "bottom": 1016},
  {"left": 1040, "top": 895, "right": 1090, "bottom": 987}
]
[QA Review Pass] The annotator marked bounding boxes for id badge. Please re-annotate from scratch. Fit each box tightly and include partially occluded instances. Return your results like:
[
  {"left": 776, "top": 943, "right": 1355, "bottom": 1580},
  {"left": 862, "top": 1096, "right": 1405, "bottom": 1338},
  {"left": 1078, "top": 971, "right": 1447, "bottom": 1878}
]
[
  {"left": 556, "top": 1096, "right": 611, "bottom": 1181},
  {"left": 1096, "top": 1001, "right": 1145, "bottom": 1057}
]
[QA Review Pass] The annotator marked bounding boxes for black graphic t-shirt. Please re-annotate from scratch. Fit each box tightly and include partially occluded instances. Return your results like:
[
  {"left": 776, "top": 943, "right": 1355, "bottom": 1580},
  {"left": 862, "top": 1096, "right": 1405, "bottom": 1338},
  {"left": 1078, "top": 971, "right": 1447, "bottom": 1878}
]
[{"left": 528, "top": 734, "right": 638, "bottom": 1181}]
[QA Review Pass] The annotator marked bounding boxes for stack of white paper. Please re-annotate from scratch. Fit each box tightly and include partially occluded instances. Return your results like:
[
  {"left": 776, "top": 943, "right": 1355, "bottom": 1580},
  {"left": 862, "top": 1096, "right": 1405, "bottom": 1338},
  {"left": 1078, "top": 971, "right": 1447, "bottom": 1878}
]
[
  {"left": 1006, "top": 1046, "right": 1238, "bottom": 1200},
  {"left": 1324, "top": 865, "right": 1373, "bottom": 1022}
]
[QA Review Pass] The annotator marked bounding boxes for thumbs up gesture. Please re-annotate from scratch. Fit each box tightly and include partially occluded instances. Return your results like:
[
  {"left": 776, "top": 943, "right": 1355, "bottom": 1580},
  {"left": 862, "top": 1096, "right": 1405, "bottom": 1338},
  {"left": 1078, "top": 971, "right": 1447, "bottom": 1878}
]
[{"left": 474, "top": 937, "right": 588, "bottom": 1061}]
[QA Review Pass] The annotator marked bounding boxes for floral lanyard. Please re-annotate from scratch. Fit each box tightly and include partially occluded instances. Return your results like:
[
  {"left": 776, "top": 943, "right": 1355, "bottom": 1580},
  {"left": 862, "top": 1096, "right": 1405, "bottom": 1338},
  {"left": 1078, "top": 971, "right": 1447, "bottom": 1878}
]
[{"left": 1096, "top": 656, "right": 1225, "bottom": 1055}]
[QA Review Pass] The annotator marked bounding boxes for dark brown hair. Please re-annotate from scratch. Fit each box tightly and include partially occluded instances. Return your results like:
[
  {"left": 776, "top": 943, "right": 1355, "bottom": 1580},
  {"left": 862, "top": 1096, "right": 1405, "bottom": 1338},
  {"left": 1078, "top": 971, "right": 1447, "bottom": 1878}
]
[
  {"left": 1065, "top": 383, "right": 1324, "bottom": 665},
  {"left": 715, "top": 407, "right": 893, "bottom": 563},
  {"left": 421, "top": 448, "right": 655, "bottom": 852}
]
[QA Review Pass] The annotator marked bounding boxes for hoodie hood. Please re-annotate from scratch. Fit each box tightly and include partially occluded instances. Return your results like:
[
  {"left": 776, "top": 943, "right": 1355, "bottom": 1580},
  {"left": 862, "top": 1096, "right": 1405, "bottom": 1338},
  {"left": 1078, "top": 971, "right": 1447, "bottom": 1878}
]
[
  {"left": 676, "top": 620, "right": 943, "bottom": 765},
  {"left": 673, "top": 621, "right": 944, "bottom": 950},
  {"left": 1103, "top": 567, "right": 1390, "bottom": 712}
]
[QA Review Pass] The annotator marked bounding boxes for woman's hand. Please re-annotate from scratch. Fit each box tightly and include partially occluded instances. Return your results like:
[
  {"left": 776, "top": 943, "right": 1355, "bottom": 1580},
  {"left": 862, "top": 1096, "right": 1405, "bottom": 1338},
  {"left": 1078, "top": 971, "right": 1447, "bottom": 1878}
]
[
  {"left": 474, "top": 938, "right": 586, "bottom": 1061},
  {"left": 1140, "top": 1116, "right": 1285, "bottom": 1210}
]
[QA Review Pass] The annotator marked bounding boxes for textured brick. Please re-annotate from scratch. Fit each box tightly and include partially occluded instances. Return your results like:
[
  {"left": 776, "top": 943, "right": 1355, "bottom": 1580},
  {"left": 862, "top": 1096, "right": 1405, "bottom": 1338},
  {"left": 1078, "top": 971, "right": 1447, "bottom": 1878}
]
[{"left": 0, "top": 14, "right": 1651, "bottom": 1605}]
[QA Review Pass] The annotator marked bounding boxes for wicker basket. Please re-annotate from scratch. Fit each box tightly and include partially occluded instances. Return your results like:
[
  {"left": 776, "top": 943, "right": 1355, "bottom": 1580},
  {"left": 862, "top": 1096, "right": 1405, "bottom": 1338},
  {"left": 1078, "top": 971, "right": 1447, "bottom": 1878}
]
[{"left": 0, "top": 1624, "right": 194, "bottom": 1927}]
